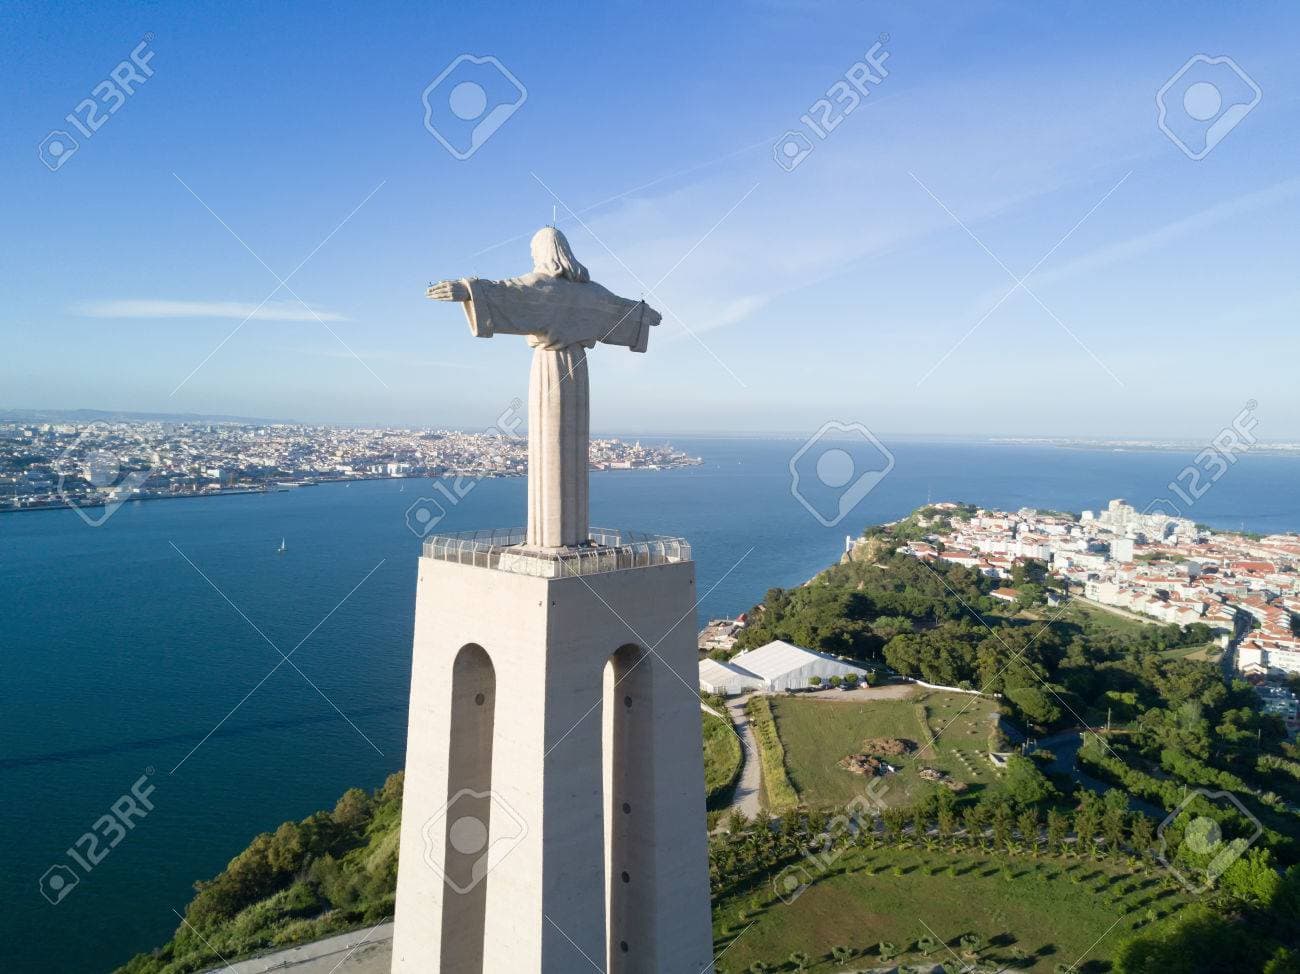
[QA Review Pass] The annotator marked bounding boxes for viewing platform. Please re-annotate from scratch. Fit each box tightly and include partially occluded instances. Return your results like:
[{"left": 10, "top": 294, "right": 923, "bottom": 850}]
[{"left": 421, "top": 526, "right": 692, "bottom": 578}]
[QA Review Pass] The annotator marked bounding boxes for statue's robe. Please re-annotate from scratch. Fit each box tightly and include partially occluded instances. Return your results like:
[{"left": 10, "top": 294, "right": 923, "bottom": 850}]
[{"left": 457, "top": 273, "right": 661, "bottom": 548}]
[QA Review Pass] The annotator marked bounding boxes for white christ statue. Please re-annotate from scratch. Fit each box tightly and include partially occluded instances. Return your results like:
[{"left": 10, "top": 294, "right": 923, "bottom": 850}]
[{"left": 427, "top": 227, "right": 662, "bottom": 549}]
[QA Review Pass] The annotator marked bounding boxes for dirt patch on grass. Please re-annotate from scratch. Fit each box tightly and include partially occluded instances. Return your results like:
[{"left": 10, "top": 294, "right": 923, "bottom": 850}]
[{"left": 863, "top": 737, "right": 916, "bottom": 756}]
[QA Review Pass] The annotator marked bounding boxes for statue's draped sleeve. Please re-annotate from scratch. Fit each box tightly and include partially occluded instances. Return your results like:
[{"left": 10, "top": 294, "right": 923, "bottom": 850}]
[{"left": 460, "top": 275, "right": 660, "bottom": 352}]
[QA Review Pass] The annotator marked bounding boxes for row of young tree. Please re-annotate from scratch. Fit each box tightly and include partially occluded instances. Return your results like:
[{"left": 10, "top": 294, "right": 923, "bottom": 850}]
[
  {"left": 710, "top": 779, "right": 1168, "bottom": 899},
  {"left": 709, "top": 779, "right": 1300, "bottom": 973}
]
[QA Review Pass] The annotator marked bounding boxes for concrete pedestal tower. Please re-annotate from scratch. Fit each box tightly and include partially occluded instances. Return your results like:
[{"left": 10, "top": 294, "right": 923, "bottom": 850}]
[{"left": 392, "top": 228, "right": 713, "bottom": 973}]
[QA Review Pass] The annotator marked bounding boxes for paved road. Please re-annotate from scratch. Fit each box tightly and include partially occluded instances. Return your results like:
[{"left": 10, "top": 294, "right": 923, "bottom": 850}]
[
  {"left": 197, "top": 923, "right": 392, "bottom": 974},
  {"left": 1034, "top": 731, "right": 1165, "bottom": 818},
  {"left": 721, "top": 696, "right": 763, "bottom": 820}
]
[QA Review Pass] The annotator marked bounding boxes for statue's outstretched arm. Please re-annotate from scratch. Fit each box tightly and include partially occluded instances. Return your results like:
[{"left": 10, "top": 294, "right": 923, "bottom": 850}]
[{"left": 427, "top": 280, "right": 469, "bottom": 302}]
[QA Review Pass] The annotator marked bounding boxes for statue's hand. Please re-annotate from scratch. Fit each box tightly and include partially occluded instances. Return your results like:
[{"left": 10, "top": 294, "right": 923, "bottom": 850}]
[{"left": 427, "top": 280, "right": 469, "bottom": 302}]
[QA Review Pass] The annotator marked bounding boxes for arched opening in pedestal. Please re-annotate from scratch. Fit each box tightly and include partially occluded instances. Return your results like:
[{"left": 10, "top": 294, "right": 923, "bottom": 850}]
[
  {"left": 603, "top": 642, "right": 650, "bottom": 972},
  {"left": 439, "top": 643, "right": 496, "bottom": 973}
]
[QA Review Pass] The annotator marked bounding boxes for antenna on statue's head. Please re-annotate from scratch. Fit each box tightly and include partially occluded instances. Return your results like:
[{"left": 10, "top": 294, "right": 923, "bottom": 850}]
[{"left": 551, "top": 204, "right": 557, "bottom": 227}]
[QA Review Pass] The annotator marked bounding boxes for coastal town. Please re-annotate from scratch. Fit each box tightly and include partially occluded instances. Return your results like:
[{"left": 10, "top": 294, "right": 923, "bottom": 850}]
[
  {"left": 0, "top": 417, "right": 700, "bottom": 514},
  {"left": 884, "top": 499, "right": 1300, "bottom": 683},
  {"left": 696, "top": 498, "right": 1300, "bottom": 732}
]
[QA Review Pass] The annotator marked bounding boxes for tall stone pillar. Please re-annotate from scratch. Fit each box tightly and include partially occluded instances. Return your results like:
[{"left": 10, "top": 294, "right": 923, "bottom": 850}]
[{"left": 392, "top": 538, "right": 713, "bottom": 973}]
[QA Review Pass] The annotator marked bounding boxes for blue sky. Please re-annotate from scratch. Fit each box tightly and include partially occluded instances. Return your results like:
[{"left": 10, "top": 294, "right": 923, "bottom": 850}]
[{"left": 3, "top": 0, "right": 1298, "bottom": 438}]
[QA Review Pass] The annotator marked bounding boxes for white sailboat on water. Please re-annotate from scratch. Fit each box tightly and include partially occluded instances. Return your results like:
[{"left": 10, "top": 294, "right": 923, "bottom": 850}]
[{"left": 277, "top": 537, "right": 286, "bottom": 554}]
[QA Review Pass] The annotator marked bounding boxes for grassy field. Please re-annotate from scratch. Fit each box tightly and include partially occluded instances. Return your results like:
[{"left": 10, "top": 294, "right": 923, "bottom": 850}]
[
  {"left": 703, "top": 707, "right": 744, "bottom": 809},
  {"left": 1159, "top": 641, "right": 1222, "bottom": 663},
  {"left": 713, "top": 844, "right": 1190, "bottom": 973},
  {"left": 770, "top": 690, "right": 1003, "bottom": 808},
  {"left": 1052, "top": 598, "right": 1154, "bottom": 637}
]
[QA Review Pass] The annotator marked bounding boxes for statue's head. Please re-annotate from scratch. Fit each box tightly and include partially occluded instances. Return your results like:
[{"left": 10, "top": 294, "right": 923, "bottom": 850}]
[{"left": 530, "top": 227, "right": 589, "bottom": 283}]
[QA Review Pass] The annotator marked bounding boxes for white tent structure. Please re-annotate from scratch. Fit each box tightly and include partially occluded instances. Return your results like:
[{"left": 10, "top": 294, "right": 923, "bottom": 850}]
[
  {"left": 699, "top": 640, "right": 870, "bottom": 695},
  {"left": 697, "top": 657, "right": 764, "bottom": 696}
]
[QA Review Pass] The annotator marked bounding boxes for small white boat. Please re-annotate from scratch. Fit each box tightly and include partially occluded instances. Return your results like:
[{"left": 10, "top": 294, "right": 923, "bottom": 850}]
[{"left": 277, "top": 537, "right": 286, "bottom": 554}]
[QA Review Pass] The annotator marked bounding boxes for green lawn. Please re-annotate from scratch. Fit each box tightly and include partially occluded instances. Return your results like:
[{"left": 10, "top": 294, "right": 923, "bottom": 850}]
[
  {"left": 703, "top": 707, "right": 743, "bottom": 809},
  {"left": 1053, "top": 599, "right": 1154, "bottom": 637},
  {"left": 770, "top": 691, "right": 1003, "bottom": 808},
  {"left": 713, "top": 845, "right": 1190, "bottom": 973},
  {"left": 1159, "top": 641, "right": 1222, "bottom": 663}
]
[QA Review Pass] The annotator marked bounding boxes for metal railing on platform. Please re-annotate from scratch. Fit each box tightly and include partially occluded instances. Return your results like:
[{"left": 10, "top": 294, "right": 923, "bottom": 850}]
[{"left": 421, "top": 527, "right": 691, "bottom": 578}]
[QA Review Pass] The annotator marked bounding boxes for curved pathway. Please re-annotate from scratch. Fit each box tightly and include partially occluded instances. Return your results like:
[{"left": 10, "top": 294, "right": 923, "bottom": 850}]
[{"left": 722, "top": 696, "right": 763, "bottom": 820}]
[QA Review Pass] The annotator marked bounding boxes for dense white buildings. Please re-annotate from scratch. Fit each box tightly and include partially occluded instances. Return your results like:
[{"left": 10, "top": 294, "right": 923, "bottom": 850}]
[
  {"left": 894, "top": 500, "right": 1300, "bottom": 676},
  {"left": 0, "top": 419, "right": 699, "bottom": 513}
]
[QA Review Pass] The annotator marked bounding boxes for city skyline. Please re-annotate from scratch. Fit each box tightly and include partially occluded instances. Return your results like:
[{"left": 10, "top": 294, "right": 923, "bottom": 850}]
[{"left": 5, "top": 1, "right": 1300, "bottom": 439}]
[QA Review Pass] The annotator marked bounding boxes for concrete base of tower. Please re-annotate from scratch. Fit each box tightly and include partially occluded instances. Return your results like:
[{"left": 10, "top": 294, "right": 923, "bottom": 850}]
[{"left": 391, "top": 547, "right": 712, "bottom": 973}]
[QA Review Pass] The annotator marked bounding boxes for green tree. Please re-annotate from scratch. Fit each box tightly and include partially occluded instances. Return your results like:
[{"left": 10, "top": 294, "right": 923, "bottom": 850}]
[
  {"left": 266, "top": 821, "right": 307, "bottom": 874},
  {"left": 999, "top": 755, "right": 1057, "bottom": 806},
  {"left": 1102, "top": 791, "right": 1128, "bottom": 856},
  {"left": 1017, "top": 807, "right": 1040, "bottom": 854},
  {"left": 1129, "top": 813, "right": 1154, "bottom": 858},
  {"left": 1074, "top": 794, "right": 1101, "bottom": 856},
  {"left": 936, "top": 790, "right": 957, "bottom": 840},
  {"left": 331, "top": 787, "right": 372, "bottom": 830},
  {"left": 1221, "top": 848, "right": 1282, "bottom": 906},
  {"left": 1046, "top": 808, "right": 1068, "bottom": 853},
  {"left": 1113, "top": 903, "right": 1252, "bottom": 973},
  {"left": 1263, "top": 947, "right": 1300, "bottom": 974},
  {"left": 1005, "top": 685, "right": 1063, "bottom": 726}
]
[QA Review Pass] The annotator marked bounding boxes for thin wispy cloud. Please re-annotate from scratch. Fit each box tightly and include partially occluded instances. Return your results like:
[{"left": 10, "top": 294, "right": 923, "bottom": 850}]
[
  {"left": 1017, "top": 176, "right": 1300, "bottom": 294},
  {"left": 957, "top": 174, "right": 1300, "bottom": 320},
  {"left": 74, "top": 300, "right": 348, "bottom": 322},
  {"left": 545, "top": 71, "right": 1154, "bottom": 342}
]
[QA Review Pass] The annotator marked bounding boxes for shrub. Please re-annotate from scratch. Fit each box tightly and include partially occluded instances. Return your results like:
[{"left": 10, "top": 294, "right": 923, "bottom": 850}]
[{"left": 744, "top": 697, "right": 799, "bottom": 812}]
